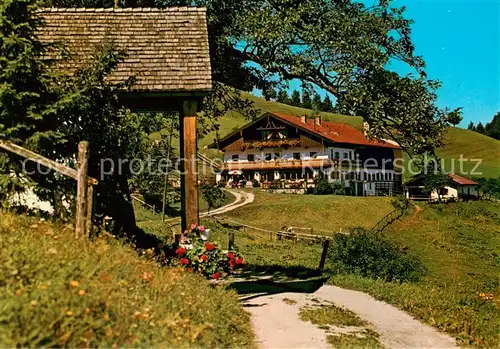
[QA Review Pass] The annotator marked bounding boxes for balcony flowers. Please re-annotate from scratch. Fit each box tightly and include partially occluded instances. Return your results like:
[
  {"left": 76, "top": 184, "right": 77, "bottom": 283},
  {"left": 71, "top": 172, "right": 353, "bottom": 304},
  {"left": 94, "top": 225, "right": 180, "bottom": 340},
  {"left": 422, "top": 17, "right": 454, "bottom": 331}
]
[{"left": 176, "top": 224, "right": 245, "bottom": 279}]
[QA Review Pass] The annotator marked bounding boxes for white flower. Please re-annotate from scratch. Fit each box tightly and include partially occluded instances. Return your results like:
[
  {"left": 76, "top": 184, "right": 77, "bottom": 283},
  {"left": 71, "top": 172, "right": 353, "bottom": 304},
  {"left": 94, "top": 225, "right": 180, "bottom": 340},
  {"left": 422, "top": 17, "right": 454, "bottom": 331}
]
[{"left": 200, "top": 229, "right": 210, "bottom": 241}]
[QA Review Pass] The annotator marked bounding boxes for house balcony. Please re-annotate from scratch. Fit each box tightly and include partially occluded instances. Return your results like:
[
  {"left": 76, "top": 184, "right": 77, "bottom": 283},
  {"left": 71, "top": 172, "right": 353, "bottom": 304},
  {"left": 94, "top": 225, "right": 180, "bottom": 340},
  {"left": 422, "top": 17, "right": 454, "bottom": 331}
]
[{"left": 221, "top": 159, "right": 361, "bottom": 172}]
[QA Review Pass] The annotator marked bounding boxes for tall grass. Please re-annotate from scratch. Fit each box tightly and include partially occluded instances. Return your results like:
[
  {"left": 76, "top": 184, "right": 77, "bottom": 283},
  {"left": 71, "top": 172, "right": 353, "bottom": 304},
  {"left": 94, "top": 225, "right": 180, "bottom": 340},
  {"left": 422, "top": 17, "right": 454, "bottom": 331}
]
[{"left": 0, "top": 212, "right": 255, "bottom": 348}]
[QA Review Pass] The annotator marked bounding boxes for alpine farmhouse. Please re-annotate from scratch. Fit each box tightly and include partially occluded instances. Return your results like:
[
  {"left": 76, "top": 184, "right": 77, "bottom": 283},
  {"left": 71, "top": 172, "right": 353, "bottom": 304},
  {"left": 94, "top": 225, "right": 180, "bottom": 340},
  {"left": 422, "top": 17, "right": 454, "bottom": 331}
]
[{"left": 211, "top": 112, "right": 403, "bottom": 196}]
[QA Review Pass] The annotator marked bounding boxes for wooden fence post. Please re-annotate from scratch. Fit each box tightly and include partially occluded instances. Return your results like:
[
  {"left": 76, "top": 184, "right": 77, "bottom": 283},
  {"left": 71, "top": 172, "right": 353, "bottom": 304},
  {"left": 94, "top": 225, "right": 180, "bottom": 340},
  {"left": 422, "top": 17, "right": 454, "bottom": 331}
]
[
  {"left": 75, "top": 141, "right": 89, "bottom": 239},
  {"left": 318, "top": 239, "right": 330, "bottom": 272},
  {"left": 228, "top": 232, "right": 235, "bottom": 250},
  {"left": 85, "top": 185, "right": 93, "bottom": 237}
]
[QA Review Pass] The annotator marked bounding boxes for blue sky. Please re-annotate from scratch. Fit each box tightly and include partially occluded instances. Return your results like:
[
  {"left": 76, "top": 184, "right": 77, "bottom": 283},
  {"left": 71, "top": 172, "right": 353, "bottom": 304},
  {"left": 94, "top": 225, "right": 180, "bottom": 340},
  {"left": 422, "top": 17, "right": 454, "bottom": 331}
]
[{"left": 254, "top": 0, "right": 499, "bottom": 128}]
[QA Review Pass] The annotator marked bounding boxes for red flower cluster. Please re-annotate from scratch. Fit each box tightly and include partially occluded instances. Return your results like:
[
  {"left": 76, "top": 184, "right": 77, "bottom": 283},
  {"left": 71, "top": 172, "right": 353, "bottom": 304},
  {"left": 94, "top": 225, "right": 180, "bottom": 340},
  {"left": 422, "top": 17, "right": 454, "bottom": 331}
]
[
  {"left": 212, "top": 272, "right": 221, "bottom": 280},
  {"left": 205, "top": 242, "right": 215, "bottom": 251},
  {"left": 176, "top": 247, "right": 186, "bottom": 257},
  {"left": 200, "top": 254, "right": 208, "bottom": 262},
  {"left": 179, "top": 258, "right": 189, "bottom": 265},
  {"left": 226, "top": 252, "right": 244, "bottom": 270}
]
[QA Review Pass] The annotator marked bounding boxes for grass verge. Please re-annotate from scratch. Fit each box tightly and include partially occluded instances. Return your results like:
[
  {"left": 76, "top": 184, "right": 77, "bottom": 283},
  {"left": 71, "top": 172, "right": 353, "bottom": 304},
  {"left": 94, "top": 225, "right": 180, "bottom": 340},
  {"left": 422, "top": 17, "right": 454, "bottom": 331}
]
[
  {"left": 327, "top": 331, "right": 383, "bottom": 349},
  {"left": 299, "top": 304, "right": 367, "bottom": 327},
  {"left": 0, "top": 211, "right": 255, "bottom": 348}
]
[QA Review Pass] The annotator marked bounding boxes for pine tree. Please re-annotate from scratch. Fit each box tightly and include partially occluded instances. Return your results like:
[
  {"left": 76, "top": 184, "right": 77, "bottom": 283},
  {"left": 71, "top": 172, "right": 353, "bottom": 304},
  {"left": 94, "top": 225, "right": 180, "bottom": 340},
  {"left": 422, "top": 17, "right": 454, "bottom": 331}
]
[
  {"left": 322, "top": 95, "right": 334, "bottom": 112},
  {"left": 0, "top": 0, "right": 54, "bottom": 146},
  {"left": 0, "top": 0, "right": 59, "bottom": 200},
  {"left": 312, "top": 92, "right": 322, "bottom": 111},
  {"left": 291, "top": 90, "right": 301, "bottom": 107},
  {"left": 277, "top": 90, "right": 290, "bottom": 104},
  {"left": 467, "top": 121, "right": 475, "bottom": 130},
  {"left": 485, "top": 112, "right": 500, "bottom": 140},
  {"left": 301, "top": 89, "right": 312, "bottom": 109},
  {"left": 475, "top": 122, "right": 485, "bottom": 134}
]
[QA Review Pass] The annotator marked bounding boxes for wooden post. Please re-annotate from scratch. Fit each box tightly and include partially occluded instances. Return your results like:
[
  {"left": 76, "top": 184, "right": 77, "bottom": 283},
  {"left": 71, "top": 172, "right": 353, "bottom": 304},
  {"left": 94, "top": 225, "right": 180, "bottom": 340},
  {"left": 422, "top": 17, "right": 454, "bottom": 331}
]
[
  {"left": 269, "top": 231, "right": 273, "bottom": 241},
  {"left": 75, "top": 141, "right": 89, "bottom": 239},
  {"left": 174, "top": 233, "right": 181, "bottom": 245},
  {"left": 179, "top": 99, "right": 199, "bottom": 232},
  {"left": 228, "top": 232, "right": 235, "bottom": 250},
  {"left": 318, "top": 239, "right": 330, "bottom": 272},
  {"left": 85, "top": 185, "right": 93, "bottom": 237}
]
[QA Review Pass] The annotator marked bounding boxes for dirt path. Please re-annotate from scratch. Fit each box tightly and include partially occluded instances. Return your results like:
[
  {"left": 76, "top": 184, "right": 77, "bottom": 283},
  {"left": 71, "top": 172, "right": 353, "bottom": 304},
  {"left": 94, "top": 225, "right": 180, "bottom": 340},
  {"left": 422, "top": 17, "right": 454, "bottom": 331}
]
[
  {"left": 200, "top": 189, "right": 254, "bottom": 217},
  {"left": 244, "top": 285, "right": 457, "bottom": 349}
]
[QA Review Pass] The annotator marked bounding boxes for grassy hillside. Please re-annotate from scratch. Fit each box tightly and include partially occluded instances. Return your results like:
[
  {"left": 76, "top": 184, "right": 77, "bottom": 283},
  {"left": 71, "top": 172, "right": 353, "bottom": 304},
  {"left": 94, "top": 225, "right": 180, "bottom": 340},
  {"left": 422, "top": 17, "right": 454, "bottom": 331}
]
[
  {"left": 0, "top": 212, "right": 255, "bottom": 348},
  {"left": 222, "top": 190, "right": 393, "bottom": 233},
  {"left": 437, "top": 127, "right": 500, "bottom": 178},
  {"left": 215, "top": 192, "right": 500, "bottom": 347},
  {"left": 199, "top": 93, "right": 500, "bottom": 178}
]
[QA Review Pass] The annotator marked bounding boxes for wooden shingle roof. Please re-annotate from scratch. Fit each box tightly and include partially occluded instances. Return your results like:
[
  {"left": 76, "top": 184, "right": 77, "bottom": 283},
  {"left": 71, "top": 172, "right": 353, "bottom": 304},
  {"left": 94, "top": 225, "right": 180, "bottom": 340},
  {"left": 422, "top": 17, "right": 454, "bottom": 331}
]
[{"left": 37, "top": 7, "right": 212, "bottom": 93}]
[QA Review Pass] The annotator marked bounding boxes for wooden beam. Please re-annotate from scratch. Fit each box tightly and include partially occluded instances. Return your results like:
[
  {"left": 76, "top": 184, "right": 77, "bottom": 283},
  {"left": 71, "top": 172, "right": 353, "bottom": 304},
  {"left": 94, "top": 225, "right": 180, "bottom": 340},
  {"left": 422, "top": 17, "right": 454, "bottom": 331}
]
[
  {"left": 75, "top": 141, "right": 89, "bottom": 239},
  {"left": 85, "top": 185, "right": 93, "bottom": 237},
  {"left": 0, "top": 140, "right": 97, "bottom": 185},
  {"left": 179, "top": 99, "right": 199, "bottom": 231}
]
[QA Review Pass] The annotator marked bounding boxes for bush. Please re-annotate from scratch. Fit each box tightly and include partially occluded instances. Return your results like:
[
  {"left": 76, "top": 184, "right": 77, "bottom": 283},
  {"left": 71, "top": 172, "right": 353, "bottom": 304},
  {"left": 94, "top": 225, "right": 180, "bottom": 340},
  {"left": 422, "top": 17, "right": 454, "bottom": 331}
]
[
  {"left": 252, "top": 179, "right": 260, "bottom": 188},
  {"left": 200, "top": 184, "right": 226, "bottom": 212},
  {"left": 331, "top": 181, "right": 346, "bottom": 195},
  {"left": 329, "top": 229, "right": 426, "bottom": 282},
  {"left": 0, "top": 213, "right": 255, "bottom": 347},
  {"left": 390, "top": 195, "right": 411, "bottom": 212},
  {"left": 312, "top": 175, "right": 333, "bottom": 195}
]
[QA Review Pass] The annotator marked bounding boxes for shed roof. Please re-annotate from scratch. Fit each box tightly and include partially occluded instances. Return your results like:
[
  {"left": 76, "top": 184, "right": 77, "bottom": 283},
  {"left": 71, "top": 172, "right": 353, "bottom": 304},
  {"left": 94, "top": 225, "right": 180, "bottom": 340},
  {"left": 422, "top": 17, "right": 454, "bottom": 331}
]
[
  {"left": 37, "top": 7, "right": 212, "bottom": 93},
  {"left": 448, "top": 173, "right": 478, "bottom": 185}
]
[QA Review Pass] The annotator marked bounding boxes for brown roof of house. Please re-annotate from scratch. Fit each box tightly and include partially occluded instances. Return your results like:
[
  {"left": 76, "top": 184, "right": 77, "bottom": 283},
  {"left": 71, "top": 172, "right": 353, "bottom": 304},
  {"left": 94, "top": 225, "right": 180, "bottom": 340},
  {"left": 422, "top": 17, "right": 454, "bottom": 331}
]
[
  {"left": 271, "top": 113, "right": 401, "bottom": 149},
  {"left": 37, "top": 7, "right": 212, "bottom": 93},
  {"left": 448, "top": 173, "right": 478, "bottom": 185}
]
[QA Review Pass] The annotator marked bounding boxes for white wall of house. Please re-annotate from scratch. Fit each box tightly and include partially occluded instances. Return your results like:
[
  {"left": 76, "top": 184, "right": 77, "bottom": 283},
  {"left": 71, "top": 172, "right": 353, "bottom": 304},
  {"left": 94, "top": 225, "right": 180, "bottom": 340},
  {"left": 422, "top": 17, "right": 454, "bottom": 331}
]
[
  {"left": 429, "top": 185, "right": 478, "bottom": 200},
  {"left": 430, "top": 186, "right": 458, "bottom": 201},
  {"left": 223, "top": 146, "right": 354, "bottom": 163}
]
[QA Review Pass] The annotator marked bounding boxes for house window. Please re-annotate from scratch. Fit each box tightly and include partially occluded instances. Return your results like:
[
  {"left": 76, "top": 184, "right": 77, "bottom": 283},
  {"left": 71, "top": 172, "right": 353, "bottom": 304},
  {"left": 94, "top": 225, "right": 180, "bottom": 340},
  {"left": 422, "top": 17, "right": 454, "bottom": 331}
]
[
  {"left": 274, "top": 152, "right": 281, "bottom": 160},
  {"left": 232, "top": 155, "right": 239, "bottom": 162},
  {"left": 293, "top": 152, "right": 301, "bottom": 160},
  {"left": 247, "top": 154, "right": 255, "bottom": 162},
  {"left": 343, "top": 152, "right": 349, "bottom": 159},
  {"left": 265, "top": 153, "right": 272, "bottom": 161},
  {"left": 310, "top": 151, "right": 317, "bottom": 158},
  {"left": 335, "top": 152, "right": 340, "bottom": 159}
]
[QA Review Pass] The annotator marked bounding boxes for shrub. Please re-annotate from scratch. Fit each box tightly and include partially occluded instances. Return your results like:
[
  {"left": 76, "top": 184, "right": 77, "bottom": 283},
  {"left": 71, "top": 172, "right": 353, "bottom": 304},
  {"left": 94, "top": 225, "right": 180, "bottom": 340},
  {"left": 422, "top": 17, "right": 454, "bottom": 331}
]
[
  {"left": 311, "top": 175, "right": 333, "bottom": 195},
  {"left": 200, "top": 184, "right": 226, "bottom": 212},
  {"left": 329, "top": 229, "right": 426, "bottom": 282},
  {"left": 390, "top": 195, "right": 412, "bottom": 213},
  {"left": 331, "top": 181, "right": 346, "bottom": 195},
  {"left": 252, "top": 179, "right": 260, "bottom": 188}
]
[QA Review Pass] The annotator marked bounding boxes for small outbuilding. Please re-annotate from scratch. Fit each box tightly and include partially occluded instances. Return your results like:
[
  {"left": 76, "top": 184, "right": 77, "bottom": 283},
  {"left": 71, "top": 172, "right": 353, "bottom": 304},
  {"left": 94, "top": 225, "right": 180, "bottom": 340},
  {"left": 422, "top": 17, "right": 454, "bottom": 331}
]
[{"left": 404, "top": 173, "right": 479, "bottom": 201}]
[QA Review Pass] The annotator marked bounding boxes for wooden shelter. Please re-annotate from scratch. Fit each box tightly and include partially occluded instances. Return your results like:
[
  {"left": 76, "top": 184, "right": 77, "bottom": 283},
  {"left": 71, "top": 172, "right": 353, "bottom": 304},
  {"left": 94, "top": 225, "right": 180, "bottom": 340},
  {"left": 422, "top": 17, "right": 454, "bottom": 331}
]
[{"left": 37, "top": 7, "right": 213, "bottom": 230}]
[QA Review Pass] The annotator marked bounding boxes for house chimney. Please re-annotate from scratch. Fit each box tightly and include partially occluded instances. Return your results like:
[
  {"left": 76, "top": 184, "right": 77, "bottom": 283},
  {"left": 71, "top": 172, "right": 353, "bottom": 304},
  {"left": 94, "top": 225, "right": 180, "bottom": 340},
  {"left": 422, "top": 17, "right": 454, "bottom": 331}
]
[
  {"left": 315, "top": 113, "right": 321, "bottom": 126},
  {"left": 300, "top": 114, "right": 306, "bottom": 123}
]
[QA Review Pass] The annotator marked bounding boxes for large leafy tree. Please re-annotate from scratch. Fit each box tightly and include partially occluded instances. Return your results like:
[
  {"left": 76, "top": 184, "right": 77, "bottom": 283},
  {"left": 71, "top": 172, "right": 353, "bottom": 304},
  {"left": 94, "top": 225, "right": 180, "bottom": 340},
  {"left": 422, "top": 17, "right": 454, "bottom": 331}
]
[{"left": 44, "top": 0, "right": 461, "bottom": 156}]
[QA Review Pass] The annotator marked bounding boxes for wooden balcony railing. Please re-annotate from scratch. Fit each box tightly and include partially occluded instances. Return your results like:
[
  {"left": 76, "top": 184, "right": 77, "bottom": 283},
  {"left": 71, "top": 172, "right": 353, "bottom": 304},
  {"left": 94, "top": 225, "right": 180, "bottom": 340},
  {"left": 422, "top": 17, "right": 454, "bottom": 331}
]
[{"left": 222, "top": 159, "right": 361, "bottom": 171}]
